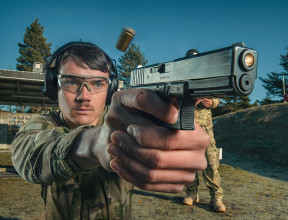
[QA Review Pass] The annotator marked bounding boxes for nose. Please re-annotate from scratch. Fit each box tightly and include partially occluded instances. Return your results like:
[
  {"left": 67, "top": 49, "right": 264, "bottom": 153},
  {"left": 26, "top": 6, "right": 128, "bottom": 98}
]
[{"left": 76, "top": 84, "right": 92, "bottom": 101}]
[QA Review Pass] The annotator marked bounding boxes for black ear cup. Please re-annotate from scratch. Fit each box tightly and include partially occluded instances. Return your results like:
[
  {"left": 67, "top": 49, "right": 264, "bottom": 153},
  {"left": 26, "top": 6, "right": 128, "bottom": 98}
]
[
  {"left": 42, "top": 41, "right": 119, "bottom": 104},
  {"left": 106, "top": 74, "right": 119, "bottom": 105},
  {"left": 43, "top": 66, "right": 58, "bottom": 101}
]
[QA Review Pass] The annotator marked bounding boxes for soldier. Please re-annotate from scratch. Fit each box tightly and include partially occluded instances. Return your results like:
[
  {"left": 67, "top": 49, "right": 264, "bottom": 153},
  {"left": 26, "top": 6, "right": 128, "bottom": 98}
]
[
  {"left": 10, "top": 41, "right": 209, "bottom": 219},
  {"left": 182, "top": 98, "right": 226, "bottom": 212}
]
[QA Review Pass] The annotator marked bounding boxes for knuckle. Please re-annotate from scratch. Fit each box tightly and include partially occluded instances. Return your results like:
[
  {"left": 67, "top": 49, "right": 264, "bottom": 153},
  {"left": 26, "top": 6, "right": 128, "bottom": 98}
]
[
  {"left": 186, "top": 151, "right": 207, "bottom": 171},
  {"left": 135, "top": 89, "right": 153, "bottom": 109},
  {"left": 163, "top": 133, "right": 177, "bottom": 149},
  {"left": 203, "top": 135, "right": 210, "bottom": 149},
  {"left": 194, "top": 155, "right": 207, "bottom": 170},
  {"left": 199, "top": 158, "right": 208, "bottom": 170},
  {"left": 143, "top": 170, "right": 156, "bottom": 183},
  {"left": 148, "top": 151, "right": 162, "bottom": 168},
  {"left": 200, "top": 130, "right": 210, "bottom": 149}
]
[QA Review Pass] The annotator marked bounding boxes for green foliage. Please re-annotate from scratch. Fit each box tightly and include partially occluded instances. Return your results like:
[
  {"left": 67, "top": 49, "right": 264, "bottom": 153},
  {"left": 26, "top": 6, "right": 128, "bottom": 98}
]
[
  {"left": 280, "top": 47, "right": 288, "bottom": 72},
  {"left": 259, "top": 47, "right": 288, "bottom": 102},
  {"left": 212, "top": 96, "right": 252, "bottom": 117},
  {"left": 257, "top": 95, "right": 280, "bottom": 105},
  {"left": 16, "top": 18, "right": 52, "bottom": 71},
  {"left": 259, "top": 72, "right": 288, "bottom": 100},
  {"left": 117, "top": 43, "right": 148, "bottom": 87}
]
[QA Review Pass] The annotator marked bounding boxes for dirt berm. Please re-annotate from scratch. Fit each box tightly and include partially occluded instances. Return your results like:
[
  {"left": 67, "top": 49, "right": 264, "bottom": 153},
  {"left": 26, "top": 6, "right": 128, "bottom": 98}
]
[{"left": 213, "top": 103, "right": 288, "bottom": 171}]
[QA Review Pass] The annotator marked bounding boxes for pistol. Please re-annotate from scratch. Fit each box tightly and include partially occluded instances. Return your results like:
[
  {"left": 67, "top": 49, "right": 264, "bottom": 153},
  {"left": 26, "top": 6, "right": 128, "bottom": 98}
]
[{"left": 129, "top": 43, "right": 257, "bottom": 130}]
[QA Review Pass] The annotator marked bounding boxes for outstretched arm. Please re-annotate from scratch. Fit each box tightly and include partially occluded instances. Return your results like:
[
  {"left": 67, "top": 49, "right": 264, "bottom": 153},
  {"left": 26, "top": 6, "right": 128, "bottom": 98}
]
[{"left": 71, "top": 88, "right": 209, "bottom": 193}]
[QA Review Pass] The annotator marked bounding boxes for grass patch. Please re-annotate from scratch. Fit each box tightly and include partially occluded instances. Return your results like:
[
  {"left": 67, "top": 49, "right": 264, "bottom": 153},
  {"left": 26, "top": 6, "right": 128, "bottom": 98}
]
[
  {"left": 132, "top": 164, "right": 288, "bottom": 219},
  {"left": 1, "top": 163, "right": 287, "bottom": 219},
  {"left": 0, "top": 178, "right": 45, "bottom": 220},
  {"left": 0, "top": 152, "right": 13, "bottom": 167}
]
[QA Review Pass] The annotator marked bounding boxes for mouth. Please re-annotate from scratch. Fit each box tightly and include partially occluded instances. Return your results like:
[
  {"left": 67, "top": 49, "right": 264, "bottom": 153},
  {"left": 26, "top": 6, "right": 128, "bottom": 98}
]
[{"left": 75, "top": 107, "right": 94, "bottom": 114}]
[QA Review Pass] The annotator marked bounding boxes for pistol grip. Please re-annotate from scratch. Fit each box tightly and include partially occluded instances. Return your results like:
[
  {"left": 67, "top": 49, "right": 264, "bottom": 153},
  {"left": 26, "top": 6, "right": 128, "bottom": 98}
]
[{"left": 164, "top": 98, "right": 195, "bottom": 130}]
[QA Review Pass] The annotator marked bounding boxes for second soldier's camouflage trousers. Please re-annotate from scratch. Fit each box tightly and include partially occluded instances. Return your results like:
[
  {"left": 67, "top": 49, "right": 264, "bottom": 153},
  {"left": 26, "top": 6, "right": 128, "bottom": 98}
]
[{"left": 185, "top": 125, "right": 223, "bottom": 199}]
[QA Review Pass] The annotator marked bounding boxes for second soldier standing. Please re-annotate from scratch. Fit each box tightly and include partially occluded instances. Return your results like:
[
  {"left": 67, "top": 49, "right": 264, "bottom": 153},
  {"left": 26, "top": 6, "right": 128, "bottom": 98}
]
[{"left": 182, "top": 98, "right": 226, "bottom": 212}]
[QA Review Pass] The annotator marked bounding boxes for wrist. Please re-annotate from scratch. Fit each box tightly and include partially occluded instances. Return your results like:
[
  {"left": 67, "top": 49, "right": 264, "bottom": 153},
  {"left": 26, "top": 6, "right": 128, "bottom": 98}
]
[{"left": 71, "top": 125, "right": 112, "bottom": 171}]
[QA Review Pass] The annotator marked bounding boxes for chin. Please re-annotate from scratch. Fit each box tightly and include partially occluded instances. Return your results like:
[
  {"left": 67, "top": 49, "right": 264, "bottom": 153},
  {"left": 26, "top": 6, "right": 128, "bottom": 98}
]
[{"left": 75, "top": 117, "right": 97, "bottom": 126}]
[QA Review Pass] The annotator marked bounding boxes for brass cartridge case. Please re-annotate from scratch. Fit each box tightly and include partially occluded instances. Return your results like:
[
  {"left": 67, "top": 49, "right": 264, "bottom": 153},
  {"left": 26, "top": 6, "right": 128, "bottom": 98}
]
[{"left": 116, "top": 27, "right": 135, "bottom": 52}]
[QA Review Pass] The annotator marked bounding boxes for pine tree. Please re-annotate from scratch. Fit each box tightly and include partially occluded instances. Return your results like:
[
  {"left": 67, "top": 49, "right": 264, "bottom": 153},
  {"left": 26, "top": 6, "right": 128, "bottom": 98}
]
[
  {"left": 259, "top": 47, "right": 288, "bottom": 101},
  {"left": 280, "top": 47, "right": 288, "bottom": 72},
  {"left": 117, "top": 43, "right": 148, "bottom": 87},
  {"left": 257, "top": 96, "right": 277, "bottom": 105},
  {"left": 237, "top": 96, "right": 252, "bottom": 109},
  {"left": 16, "top": 18, "right": 52, "bottom": 71}
]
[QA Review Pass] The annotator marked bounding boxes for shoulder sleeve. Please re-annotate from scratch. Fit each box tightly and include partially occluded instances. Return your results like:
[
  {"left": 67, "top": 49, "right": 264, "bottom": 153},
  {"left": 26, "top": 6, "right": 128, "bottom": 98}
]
[
  {"left": 10, "top": 113, "right": 92, "bottom": 184},
  {"left": 211, "top": 98, "right": 220, "bottom": 109}
]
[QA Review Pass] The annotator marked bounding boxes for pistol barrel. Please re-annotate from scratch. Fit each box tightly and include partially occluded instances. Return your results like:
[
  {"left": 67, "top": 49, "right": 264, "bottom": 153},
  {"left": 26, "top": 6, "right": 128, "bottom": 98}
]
[{"left": 130, "top": 45, "right": 258, "bottom": 97}]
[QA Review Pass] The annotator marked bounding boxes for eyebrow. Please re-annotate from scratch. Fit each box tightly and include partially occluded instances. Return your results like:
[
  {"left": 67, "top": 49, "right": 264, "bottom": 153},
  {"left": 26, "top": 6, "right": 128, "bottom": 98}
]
[{"left": 57, "top": 74, "right": 110, "bottom": 82}]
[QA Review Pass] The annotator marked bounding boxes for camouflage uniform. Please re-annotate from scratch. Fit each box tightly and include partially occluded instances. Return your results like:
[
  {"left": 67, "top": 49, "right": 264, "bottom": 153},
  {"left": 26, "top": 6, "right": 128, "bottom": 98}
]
[
  {"left": 185, "top": 98, "right": 223, "bottom": 199},
  {"left": 10, "top": 107, "right": 134, "bottom": 220}
]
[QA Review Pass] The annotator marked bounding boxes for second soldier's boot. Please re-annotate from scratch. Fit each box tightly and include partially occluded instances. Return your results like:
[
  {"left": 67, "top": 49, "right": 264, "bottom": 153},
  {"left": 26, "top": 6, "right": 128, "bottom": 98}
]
[
  {"left": 210, "top": 198, "right": 226, "bottom": 212},
  {"left": 182, "top": 192, "right": 199, "bottom": 206},
  {"left": 182, "top": 196, "right": 193, "bottom": 206},
  {"left": 191, "top": 192, "right": 200, "bottom": 203}
]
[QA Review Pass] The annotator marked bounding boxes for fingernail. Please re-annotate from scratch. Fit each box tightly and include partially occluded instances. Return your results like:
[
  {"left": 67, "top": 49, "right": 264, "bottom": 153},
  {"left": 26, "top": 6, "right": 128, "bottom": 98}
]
[
  {"left": 113, "top": 133, "right": 123, "bottom": 146},
  {"left": 127, "top": 126, "right": 135, "bottom": 137},
  {"left": 174, "top": 113, "right": 179, "bottom": 123},
  {"left": 107, "top": 146, "right": 119, "bottom": 158},
  {"left": 110, "top": 160, "right": 121, "bottom": 174}
]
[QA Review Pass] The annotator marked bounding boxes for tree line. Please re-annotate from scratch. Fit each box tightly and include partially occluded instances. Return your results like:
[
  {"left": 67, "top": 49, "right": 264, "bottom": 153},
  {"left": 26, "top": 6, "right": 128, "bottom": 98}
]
[{"left": 3, "top": 18, "right": 288, "bottom": 116}]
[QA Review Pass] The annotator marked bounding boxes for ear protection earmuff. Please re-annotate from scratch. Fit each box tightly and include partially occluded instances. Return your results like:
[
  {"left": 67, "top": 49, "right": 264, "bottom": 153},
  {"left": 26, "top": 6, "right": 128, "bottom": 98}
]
[{"left": 42, "top": 41, "right": 119, "bottom": 105}]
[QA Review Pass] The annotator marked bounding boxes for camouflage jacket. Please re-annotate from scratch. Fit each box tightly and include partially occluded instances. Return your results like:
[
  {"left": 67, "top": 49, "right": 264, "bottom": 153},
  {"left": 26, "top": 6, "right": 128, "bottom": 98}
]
[
  {"left": 194, "top": 99, "right": 220, "bottom": 128},
  {"left": 10, "top": 108, "right": 133, "bottom": 220}
]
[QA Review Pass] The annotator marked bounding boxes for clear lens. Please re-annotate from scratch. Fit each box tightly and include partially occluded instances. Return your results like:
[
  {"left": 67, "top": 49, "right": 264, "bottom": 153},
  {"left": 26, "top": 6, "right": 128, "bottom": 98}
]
[{"left": 58, "top": 75, "right": 109, "bottom": 94}]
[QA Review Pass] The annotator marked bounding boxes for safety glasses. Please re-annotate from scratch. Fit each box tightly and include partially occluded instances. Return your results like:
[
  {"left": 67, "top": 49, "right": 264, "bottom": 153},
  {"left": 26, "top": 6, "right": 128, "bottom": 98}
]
[{"left": 57, "top": 74, "right": 110, "bottom": 94}]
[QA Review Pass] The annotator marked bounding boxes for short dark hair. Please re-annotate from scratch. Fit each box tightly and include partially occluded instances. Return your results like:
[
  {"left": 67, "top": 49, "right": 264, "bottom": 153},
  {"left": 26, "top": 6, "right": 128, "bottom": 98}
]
[{"left": 55, "top": 44, "right": 115, "bottom": 75}]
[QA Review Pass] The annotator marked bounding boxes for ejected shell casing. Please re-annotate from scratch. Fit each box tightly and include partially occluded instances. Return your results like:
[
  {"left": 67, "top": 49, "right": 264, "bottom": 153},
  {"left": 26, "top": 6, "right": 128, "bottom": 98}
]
[{"left": 116, "top": 27, "right": 135, "bottom": 52}]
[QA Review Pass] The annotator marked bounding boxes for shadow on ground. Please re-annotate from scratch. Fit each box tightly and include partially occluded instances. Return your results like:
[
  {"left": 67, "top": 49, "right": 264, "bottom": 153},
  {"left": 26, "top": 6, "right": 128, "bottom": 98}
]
[
  {"left": 133, "top": 190, "right": 215, "bottom": 213},
  {"left": 221, "top": 149, "right": 288, "bottom": 182},
  {"left": 133, "top": 190, "right": 183, "bottom": 204}
]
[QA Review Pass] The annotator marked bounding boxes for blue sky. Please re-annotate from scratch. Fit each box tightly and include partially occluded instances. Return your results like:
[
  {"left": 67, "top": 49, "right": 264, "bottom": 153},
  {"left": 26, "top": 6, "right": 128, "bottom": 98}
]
[{"left": 0, "top": 0, "right": 287, "bottom": 103}]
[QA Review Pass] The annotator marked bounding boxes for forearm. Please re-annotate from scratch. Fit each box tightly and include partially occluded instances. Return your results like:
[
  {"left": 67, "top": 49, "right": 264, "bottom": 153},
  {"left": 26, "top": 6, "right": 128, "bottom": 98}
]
[{"left": 11, "top": 125, "right": 90, "bottom": 184}]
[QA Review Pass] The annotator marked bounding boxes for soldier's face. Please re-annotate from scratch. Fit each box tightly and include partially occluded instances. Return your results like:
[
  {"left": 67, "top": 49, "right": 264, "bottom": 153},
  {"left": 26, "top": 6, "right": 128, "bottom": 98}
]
[{"left": 58, "top": 57, "right": 109, "bottom": 129}]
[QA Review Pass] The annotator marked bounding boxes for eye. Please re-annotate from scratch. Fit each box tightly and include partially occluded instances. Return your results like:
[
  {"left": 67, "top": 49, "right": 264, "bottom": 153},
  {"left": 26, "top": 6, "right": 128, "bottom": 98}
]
[
  {"left": 92, "top": 81, "right": 106, "bottom": 88},
  {"left": 65, "top": 78, "right": 79, "bottom": 86},
  {"left": 67, "top": 81, "right": 76, "bottom": 85}
]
